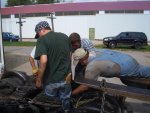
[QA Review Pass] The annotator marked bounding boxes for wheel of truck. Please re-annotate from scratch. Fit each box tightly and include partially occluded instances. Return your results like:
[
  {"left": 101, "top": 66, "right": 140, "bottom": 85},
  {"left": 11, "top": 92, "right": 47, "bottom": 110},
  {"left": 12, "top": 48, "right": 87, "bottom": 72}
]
[
  {"left": 1, "top": 71, "right": 28, "bottom": 82},
  {"left": 1, "top": 71, "right": 29, "bottom": 87},
  {"left": 108, "top": 41, "right": 116, "bottom": 48},
  {"left": 9, "top": 39, "right": 13, "bottom": 42},
  {"left": 134, "top": 42, "right": 142, "bottom": 49}
]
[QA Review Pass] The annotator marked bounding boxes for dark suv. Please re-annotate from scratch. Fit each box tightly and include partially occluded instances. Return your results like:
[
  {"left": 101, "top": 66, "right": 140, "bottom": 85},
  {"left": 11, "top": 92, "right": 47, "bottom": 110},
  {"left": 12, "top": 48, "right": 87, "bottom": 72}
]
[{"left": 103, "top": 32, "right": 148, "bottom": 49}]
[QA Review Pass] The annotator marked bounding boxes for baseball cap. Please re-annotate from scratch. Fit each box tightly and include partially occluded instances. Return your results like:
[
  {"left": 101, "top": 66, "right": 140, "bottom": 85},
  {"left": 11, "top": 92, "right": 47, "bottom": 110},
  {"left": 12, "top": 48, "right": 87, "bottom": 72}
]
[
  {"left": 34, "top": 21, "right": 50, "bottom": 39},
  {"left": 71, "top": 48, "right": 87, "bottom": 80},
  {"left": 35, "top": 21, "right": 50, "bottom": 33}
]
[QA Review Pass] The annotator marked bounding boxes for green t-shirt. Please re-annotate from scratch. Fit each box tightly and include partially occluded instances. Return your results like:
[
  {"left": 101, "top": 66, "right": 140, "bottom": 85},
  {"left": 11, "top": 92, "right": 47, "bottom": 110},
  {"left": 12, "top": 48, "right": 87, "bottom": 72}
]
[{"left": 35, "top": 31, "right": 71, "bottom": 85}]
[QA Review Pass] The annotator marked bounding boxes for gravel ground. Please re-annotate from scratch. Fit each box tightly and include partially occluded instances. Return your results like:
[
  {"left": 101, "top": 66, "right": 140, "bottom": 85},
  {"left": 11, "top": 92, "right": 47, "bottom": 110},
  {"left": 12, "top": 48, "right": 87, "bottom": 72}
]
[{"left": 4, "top": 46, "right": 33, "bottom": 72}]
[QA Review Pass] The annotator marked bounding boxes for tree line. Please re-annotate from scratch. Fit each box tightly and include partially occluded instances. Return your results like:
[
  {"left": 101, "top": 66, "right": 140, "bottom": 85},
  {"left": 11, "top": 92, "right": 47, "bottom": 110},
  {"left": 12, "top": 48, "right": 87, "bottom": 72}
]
[{"left": 6, "top": 0, "right": 62, "bottom": 7}]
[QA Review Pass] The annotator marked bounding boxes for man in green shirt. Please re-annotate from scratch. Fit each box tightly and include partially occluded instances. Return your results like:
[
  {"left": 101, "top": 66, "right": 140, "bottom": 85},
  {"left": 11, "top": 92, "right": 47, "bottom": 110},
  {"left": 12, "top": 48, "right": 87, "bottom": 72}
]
[{"left": 34, "top": 21, "right": 71, "bottom": 112}]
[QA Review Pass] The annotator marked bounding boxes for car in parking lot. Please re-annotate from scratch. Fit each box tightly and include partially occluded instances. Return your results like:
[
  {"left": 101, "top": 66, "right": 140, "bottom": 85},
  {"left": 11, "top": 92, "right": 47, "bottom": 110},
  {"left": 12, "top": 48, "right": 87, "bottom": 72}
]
[
  {"left": 2, "top": 32, "right": 19, "bottom": 42},
  {"left": 103, "top": 32, "right": 148, "bottom": 49}
]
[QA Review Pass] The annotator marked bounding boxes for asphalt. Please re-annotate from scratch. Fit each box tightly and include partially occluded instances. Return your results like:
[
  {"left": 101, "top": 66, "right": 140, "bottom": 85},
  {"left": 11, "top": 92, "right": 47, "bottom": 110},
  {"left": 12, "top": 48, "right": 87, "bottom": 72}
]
[
  {"left": 4, "top": 46, "right": 33, "bottom": 75},
  {"left": 3, "top": 46, "right": 150, "bottom": 113}
]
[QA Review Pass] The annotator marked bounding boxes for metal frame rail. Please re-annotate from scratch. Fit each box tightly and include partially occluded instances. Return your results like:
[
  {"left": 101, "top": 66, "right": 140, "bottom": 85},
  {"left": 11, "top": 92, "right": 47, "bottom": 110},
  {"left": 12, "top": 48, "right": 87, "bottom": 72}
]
[{"left": 75, "top": 78, "right": 150, "bottom": 102}]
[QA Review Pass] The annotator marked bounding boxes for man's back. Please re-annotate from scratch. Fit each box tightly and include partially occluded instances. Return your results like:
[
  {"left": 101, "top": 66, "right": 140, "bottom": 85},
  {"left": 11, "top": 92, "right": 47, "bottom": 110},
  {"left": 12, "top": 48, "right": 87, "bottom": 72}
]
[
  {"left": 81, "top": 38, "right": 96, "bottom": 52},
  {"left": 88, "top": 49, "right": 139, "bottom": 76},
  {"left": 35, "top": 31, "right": 71, "bottom": 84}
]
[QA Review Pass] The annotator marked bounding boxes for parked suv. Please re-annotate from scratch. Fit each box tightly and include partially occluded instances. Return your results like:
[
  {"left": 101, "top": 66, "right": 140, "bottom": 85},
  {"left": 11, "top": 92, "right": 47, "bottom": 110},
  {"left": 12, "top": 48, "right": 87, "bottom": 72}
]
[
  {"left": 2, "top": 32, "right": 19, "bottom": 42},
  {"left": 103, "top": 32, "right": 148, "bottom": 49}
]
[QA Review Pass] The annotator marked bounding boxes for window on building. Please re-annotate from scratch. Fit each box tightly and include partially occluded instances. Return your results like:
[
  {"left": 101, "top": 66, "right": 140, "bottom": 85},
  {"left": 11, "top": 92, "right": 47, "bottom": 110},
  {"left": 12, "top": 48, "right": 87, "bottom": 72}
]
[
  {"left": 55, "top": 12, "right": 63, "bottom": 16},
  {"left": 1, "top": 15, "right": 11, "bottom": 18},
  {"left": 80, "top": 11, "right": 99, "bottom": 15},
  {"left": 64, "top": 11, "right": 79, "bottom": 16},
  {"left": 15, "top": 13, "right": 50, "bottom": 18},
  {"left": 55, "top": 11, "right": 99, "bottom": 16},
  {"left": 105, "top": 10, "right": 143, "bottom": 14},
  {"left": 105, "top": 10, "right": 124, "bottom": 13},
  {"left": 125, "top": 10, "right": 143, "bottom": 13}
]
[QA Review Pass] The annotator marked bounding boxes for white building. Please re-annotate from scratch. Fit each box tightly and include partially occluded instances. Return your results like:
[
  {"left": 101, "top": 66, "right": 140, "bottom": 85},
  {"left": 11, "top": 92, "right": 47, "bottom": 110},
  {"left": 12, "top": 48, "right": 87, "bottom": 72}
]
[{"left": 1, "top": 1, "right": 150, "bottom": 40}]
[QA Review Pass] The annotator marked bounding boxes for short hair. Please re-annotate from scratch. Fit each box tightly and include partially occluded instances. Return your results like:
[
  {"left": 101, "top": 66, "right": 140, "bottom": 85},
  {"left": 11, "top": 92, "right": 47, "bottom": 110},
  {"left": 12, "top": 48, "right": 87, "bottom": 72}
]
[
  {"left": 69, "top": 32, "right": 81, "bottom": 40},
  {"left": 44, "top": 27, "right": 51, "bottom": 30}
]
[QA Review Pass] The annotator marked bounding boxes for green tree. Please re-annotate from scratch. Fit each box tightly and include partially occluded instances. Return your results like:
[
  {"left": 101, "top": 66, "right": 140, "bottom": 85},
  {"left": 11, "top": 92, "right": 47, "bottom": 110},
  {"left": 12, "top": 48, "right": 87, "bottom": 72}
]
[
  {"left": 36, "top": 0, "right": 55, "bottom": 4},
  {"left": 7, "top": 0, "right": 33, "bottom": 6},
  {"left": 6, "top": 0, "right": 61, "bottom": 6}
]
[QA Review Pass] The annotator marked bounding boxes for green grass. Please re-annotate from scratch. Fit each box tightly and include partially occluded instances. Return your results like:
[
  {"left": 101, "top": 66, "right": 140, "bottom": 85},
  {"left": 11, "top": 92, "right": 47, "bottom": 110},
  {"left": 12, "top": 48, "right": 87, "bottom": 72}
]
[
  {"left": 3, "top": 41, "right": 150, "bottom": 51},
  {"left": 3, "top": 41, "right": 36, "bottom": 46},
  {"left": 95, "top": 44, "right": 150, "bottom": 52}
]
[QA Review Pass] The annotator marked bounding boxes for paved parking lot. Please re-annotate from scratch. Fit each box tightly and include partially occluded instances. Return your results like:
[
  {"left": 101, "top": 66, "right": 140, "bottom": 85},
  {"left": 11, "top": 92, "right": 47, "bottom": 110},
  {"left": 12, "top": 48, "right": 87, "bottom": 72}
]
[
  {"left": 4, "top": 46, "right": 33, "bottom": 75},
  {"left": 3, "top": 46, "right": 150, "bottom": 113}
]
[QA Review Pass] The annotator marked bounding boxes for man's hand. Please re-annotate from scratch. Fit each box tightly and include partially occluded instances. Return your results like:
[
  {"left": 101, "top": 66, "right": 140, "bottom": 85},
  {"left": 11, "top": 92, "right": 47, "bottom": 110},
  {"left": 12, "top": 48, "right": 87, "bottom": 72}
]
[
  {"left": 32, "top": 67, "right": 38, "bottom": 76},
  {"left": 35, "top": 77, "right": 42, "bottom": 89},
  {"left": 66, "top": 73, "right": 72, "bottom": 83}
]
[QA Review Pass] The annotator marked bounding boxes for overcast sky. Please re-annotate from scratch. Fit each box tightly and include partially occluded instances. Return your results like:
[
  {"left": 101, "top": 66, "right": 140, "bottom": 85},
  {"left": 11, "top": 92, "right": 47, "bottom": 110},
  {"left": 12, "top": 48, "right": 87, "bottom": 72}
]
[
  {"left": 0, "top": 0, "right": 146, "bottom": 8},
  {"left": 1, "top": 0, "right": 6, "bottom": 8}
]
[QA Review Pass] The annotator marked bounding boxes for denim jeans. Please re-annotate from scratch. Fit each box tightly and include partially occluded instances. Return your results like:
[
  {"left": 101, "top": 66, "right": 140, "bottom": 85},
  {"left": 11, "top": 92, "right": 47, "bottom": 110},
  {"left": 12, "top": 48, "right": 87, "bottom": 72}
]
[
  {"left": 127, "top": 64, "right": 150, "bottom": 78},
  {"left": 45, "top": 80, "right": 71, "bottom": 110}
]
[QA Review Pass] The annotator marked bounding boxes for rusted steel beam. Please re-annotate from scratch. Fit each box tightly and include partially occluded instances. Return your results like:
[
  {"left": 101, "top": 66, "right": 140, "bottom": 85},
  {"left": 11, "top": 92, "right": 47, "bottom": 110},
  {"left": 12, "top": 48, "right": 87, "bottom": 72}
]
[{"left": 75, "top": 79, "right": 150, "bottom": 102}]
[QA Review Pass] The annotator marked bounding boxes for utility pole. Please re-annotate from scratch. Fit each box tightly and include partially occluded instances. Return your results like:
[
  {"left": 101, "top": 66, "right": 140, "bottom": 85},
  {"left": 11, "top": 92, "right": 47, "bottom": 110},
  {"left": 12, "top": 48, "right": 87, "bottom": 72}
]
[
  {"left": 47, "top": 12, "right": 56, "bottom": 31},
  {"left": 16, "top": 14, "right": 26, "bottom": 41}
]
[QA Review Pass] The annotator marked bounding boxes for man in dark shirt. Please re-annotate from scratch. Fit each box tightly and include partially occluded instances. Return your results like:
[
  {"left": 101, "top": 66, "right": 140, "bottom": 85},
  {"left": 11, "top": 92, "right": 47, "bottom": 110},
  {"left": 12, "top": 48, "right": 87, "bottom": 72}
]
[{"left": 34, "top": 21, "right": 72, "bottom": 112}]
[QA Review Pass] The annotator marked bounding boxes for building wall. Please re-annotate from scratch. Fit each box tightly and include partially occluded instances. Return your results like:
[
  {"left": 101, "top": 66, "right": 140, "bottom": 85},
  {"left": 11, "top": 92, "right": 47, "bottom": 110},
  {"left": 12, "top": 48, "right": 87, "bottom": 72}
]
[
  {"left": 95, "top": 14, "right": 150, "bottom": 39},
  {"left": 2, "top": 13, "right": 150, "bottom": 40}
]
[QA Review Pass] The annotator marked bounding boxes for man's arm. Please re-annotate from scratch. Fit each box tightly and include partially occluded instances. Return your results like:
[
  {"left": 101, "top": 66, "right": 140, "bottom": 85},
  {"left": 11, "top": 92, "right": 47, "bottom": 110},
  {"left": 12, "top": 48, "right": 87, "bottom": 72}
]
[
  {"left": 29, "top": 55, "right": 38, "bottom": 76},
  {"left": 72, "top": 64, "right": 89, "bottom": 95},
  {"left": 36, "top": 55, "right": 47, "bottom": 89},
  {"left": 72, "top": 84, "right": 89, "bottom": 95},
  {"left": 29, "top": 56, "right": 36, "bottom": 68},
  {"left": 81, "top": 39, "right": 95, "bottom": 51},
  {"left": 29, "top": 47, "right": 39, "bottom": 75}
]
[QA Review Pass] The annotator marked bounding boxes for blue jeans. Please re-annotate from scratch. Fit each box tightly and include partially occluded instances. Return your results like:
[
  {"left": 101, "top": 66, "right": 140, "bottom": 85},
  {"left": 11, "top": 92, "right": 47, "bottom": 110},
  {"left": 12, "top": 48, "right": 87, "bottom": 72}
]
[
  {"left": 45, "top": 80, "right": 71, "bottom": 110},
  {"left": 126, "top": 64, "right": 150, "bottom": 78}
]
